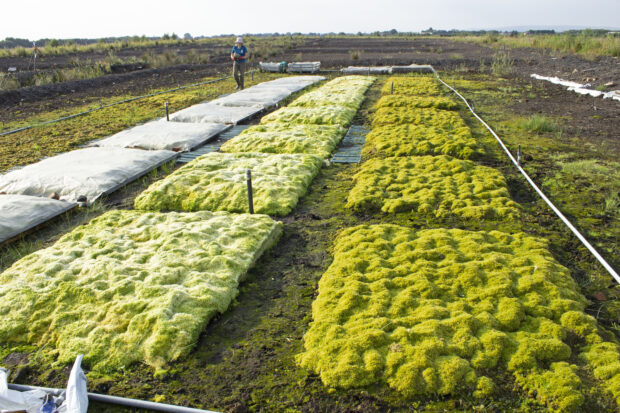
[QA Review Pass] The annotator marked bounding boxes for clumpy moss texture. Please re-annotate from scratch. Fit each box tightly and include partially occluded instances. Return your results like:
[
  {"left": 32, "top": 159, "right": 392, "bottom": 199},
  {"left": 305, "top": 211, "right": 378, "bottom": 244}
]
[
  {"left": 372, "top": 106, "right": 468, "bottom": 129},
  {"left": 362, "top": 124, "right": 484, "bottom": 160},
  {"left": 0, "top": 210, "right": 283, "bottom": 372},
  {"left": 375, "top": 95, "right": 460, "bottom": 111},
  {"left": 260, "top": 105, "right": 357, "bottom": 127},
  {"left": 220, "top": 124, "right": 347, "bottom": 159},
  {"left": 381, "top": 76, "right": 444, "bottom": 96},
  {"left": 298, "top": 224, "right": 620, "bottom": 412},
  {"left": 289, "top": 88, "right": 366, "bottom": 109},
  {"left": 347, "top": 155, "right": 520, "bottom": 221},
  {"left": 134, "top": 152, "right": 323, "bottom": 216}
]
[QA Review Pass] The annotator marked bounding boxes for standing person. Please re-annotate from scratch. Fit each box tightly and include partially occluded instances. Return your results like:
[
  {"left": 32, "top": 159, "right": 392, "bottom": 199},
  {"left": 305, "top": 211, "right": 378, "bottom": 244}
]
[{"left": 231, "top": 37, "right": 249, "bottom": 90}]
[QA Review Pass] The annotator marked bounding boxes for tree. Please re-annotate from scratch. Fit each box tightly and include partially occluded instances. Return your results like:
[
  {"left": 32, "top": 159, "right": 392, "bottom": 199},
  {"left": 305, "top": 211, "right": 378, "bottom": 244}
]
[{"left": 184, "top": 33, "right": 192, "bottom": 40}]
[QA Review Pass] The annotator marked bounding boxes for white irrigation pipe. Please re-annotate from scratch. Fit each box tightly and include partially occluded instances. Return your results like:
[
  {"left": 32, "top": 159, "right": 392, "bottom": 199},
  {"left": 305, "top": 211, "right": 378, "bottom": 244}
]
[{"left": 432, "top": 70, "right": 620, "bottom": 285}]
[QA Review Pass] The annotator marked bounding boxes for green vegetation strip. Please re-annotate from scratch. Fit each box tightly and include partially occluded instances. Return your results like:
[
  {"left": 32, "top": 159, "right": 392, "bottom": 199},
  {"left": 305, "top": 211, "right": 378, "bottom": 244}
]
[
  {"left": 220, "top": 124, "right": 347, "bottom": 159},
  {"left": 347, "top": 155, "right": 519, "bottom": 220},
  {"left": 0, "top": 210, "right": 283, "bottom": 372},
  {"left": 381, "top": 76, "right": 444, "bottom": 96},
  {"left": 289, "top": 88, "right": 367, "bottom": 109},
  {"left": 372, "top": 106, "right": 468, "bottom": 129},
  {"left": 298, "top": 224, "right": 620, "bottom": 411},
  {"left": 260, "top": 105, "right": 357, "bottom": 127},
  {"left": 135, "top": 153, "right": 323, "bottom": 216},
  {"left": 375, "top": 95, "right": 460, "bottom": 111},
  {"left": 363, "top": 124, "right": 484, "bottom": 160}
]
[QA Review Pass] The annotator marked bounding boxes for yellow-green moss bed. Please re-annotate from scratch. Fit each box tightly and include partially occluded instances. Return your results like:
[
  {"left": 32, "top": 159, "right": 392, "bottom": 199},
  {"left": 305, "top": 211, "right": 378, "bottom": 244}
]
[
  {"left": 375, "top": 95, "right": 460, "bottom": 111},
  {"left": 347, "top": 155, "right": 519, "bottom": 221},
  {"left": 372, "top": 106, "right": 468, "bottom": 129},
  {"left": 0, "top": 210, "right": 283, "bottom": 372},
  {"left": 381, "top": 76, "right": 444, "bottom": 97},
  {"left": 260, "top": 105, "right": 357, "bottom": 127},
  {"left": 362, "top": 124, "right": 484, "bottom": 160},
  {"left": 220, "top": 124, "right": 347, "bottom": 159},
  {"left": 289, "top": 88, "right": 367, "bottom": 109},
  {"left": 298, "top": 224, "right": 620, "bottom": 412},
  {"left": 134, "top": 152, "right": 323, "bottom": 216}
]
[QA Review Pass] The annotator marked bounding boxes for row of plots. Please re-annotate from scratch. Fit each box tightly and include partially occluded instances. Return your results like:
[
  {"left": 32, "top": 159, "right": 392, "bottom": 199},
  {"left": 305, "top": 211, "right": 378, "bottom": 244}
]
[
  {"left": 0, "top": 75, "right": 376, "bottom": 373},
  {"left": 297, "top": 76, "right": 620, "bottom": 410}
]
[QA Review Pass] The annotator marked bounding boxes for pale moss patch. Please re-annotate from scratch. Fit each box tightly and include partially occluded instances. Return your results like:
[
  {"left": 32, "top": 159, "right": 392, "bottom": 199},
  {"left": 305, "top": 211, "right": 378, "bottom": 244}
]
[
  {"left": 363, "top": 124, "right": 484, "bottom": 160},
  {"left": 220, "top": 124, "right": 347, "bottom": 159},
  {"left": 260, "top": 105, "right": 357, "bottom": 127},
  {"left": 0, "top": 210, "right": 283, "bottom": 372},
  {"left": 297, "top": 224, "right": 615, "bottom": 411},
  {"left": 346, "top": 155, "right": 520, "bottom": 221},
  {"left": 135, "top": 152, "right": 323, "bottom": 216},
  {"left": 381, "top": 76, "right": 444, "bottom": 96},
  {"left": 375, "top": 95, "right": 460, "bottom": 111}
]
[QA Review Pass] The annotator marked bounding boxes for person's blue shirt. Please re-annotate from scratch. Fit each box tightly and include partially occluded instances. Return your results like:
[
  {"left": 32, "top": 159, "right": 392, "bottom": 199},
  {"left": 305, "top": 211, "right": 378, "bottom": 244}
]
[{"left": 231, "top": 45, "right": 247, "bottom": 62}]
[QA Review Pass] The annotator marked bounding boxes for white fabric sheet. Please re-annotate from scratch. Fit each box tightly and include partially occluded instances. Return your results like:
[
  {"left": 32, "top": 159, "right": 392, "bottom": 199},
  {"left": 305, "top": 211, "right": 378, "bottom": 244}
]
[
  {"left": 169, "top": 103, "right": 261, "bottom": 124},
  {"left": 0, "top": 147, "right": 176, "bottom": 204},
  {"left": 530, "top": 74, "right": 620, "bottom": 102},
  {"left": 210, "top": 87, "right": 292, "bottom": 108},
  {"left": 92, "top": 121, "right": 230, "bottom": 152},
  {"left": 0, "top": 195, "right": 76, "bottom": 242},
  {"left": 341, "top": 66, "right": 392, "bottom": 74}
]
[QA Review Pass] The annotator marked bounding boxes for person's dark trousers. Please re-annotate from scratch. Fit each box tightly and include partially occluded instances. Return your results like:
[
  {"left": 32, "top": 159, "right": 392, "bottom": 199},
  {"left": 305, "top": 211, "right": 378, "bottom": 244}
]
[{"left": 233, "top": 60, "right": 246, "bottom": 89}]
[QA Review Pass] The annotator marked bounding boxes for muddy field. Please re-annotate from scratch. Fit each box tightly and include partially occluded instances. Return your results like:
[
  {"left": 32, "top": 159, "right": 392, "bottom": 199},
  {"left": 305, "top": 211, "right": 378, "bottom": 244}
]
[{"left": 0, "top": 37, "right": 619, "bottom": 412}]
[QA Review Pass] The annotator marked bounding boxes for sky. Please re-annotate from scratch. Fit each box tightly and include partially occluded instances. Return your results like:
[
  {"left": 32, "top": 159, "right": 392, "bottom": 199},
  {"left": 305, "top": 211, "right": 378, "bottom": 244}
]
[{"left": 2, "top": 0, "right": 619, "bottom": 40}]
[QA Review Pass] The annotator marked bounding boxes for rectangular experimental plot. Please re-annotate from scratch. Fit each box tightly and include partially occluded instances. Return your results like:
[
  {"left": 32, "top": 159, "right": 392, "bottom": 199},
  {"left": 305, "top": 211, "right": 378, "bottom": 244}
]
[
  {"left": 381, "top": 75, "right": 444, "bottom": 96},
  {"left": 297, "top": 224, "right": 614, "bottom": 413},
  {"left": 220, "top": 124, "right": 347, "bottom": 159},
  {"left": 375, "top": 95, "right": 460, "bottom": 111},
  {"left": 0, "top": 147, "right": 177, "bottom": 204},
  {"left": 0, "top": 210, "right": 282, "bottom": 372},
  {"left": 0, "top": 194, "right": 76, "bottom": 243},
  {"left": 135, "top": 152, "right": 323, "bottom": 216},
  {"left": 362, "top": 124, "right": 485, "bottom": 160},
  {"left": 92, "top": 121, "right": 231, "bottom": 152},
  {"left": 346, "top": 155, "right": 519, "bottom": 220},
  {"left": 169, "top": 103, "right": 261, "bottom": 124},
  {"left": 372, "top": 106, "right": 468, "bottom": 129},
  {"left": 255, "top": 76, "right": 325, "bottom": 93},
  {"left": 260, "top": 105, "right": 357, "bottom": 127},
  {"left": 289, "top": 88, "right": 368, "bottom": 109}
]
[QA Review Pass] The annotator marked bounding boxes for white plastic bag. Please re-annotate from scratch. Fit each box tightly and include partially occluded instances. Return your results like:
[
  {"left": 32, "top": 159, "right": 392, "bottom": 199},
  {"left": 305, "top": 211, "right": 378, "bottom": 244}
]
[
  {"left": 61, "top": 355, "right": 88, "bottom": 413},
  {"left": 0, "top": 368, "right": 46, "bottom": 413}
]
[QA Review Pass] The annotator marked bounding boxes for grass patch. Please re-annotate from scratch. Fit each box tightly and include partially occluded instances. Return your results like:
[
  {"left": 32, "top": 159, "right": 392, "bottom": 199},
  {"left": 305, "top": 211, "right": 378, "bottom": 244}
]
[{"left": 518, "top": 115, "right": 559, "bottom": 133}]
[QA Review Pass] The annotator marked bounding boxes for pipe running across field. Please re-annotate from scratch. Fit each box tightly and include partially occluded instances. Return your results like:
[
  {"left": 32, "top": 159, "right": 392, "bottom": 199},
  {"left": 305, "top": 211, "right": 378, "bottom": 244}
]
[
  {"left": 8, "top": 383, "right": 221, "bottom": 413},
  {"left": 431, "top": 69, "right": 619, "bottom": 284},
  {"left": 0, "top": 70, "right": 257, "bottom": 137}
]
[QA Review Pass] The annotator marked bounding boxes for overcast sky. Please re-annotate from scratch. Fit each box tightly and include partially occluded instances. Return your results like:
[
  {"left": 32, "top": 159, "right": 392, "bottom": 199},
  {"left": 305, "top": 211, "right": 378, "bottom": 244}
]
[{"left": 2, "top": 0, "right": 619, "bottom": 40}]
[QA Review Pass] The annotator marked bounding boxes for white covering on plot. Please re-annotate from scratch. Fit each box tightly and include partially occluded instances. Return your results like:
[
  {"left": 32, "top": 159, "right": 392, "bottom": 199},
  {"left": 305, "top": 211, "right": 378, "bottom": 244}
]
[
  {"left": 531, "top": 74, "right": 620, "bottom": 101},
  {"left": 341, "top": 66, "right": 392, "bottom": 74},
  {"left": 0, "top": 195, "right": 76, "bottom": 243},
  {"left": 91, "top": 120, "right": 230, "bottom": 152},
  {"left": 210, "top": 87, "right": 293, "bottom": 108},
  {"left": 287, "top": 62, "right": 321, "bottom": 73},
  {"left": 0, "top": 147, "right": 176, "bottom": 204},
  {"left": 169, "top": 103, "right": 262, "bottom": 124}
]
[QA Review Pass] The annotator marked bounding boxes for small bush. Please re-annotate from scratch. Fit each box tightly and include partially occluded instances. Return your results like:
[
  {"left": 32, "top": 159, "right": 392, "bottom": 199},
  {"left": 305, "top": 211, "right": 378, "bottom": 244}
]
[
  {"left": 518, "top": 115, "right": 558, "bottom": 133},
  {"left": 491, "top": 50, "right": 513, "bottom": 77}
]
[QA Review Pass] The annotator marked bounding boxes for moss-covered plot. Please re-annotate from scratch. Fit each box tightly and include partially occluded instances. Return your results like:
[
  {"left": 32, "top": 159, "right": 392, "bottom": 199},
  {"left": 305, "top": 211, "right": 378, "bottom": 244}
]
[
  {"left": 363, "top": 124, "right": 484, "bottom": 160},
  {"left": 135, "top": 152, "right": 323, "bottom": 216},
  {"left": 0, "top": 210, "right": 283, "bottom": 372},
  {"left": 372, "top": 106, "right": 468, "bottom": 129},
  {"left": 347, "top": 155, "right": 519, "bottom": 220},
  {"left": 220, "top": 124, "right": 347, "bottom": 159},
  {"left": 260, "top": 105, "right": 357, "bottom": 127},
  {"left": 289, "top": 89, "right": 367, "bottom": 109},
  {"left": 298, "top": 224, "right": 620, "bottom": 411},
  {"left": 376, "top": 95, "right": 460, "bottom": 111},
  {"left": 381, "top": 76, "right": 444, "bottom": 96}
]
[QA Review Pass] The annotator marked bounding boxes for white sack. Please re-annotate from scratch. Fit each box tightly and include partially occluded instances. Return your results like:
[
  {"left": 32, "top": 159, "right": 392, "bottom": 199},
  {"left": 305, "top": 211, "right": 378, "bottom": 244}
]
[
  {"left": 0, "top": 147, "right": 176, "bottom": 204},
  {"left": 0, "top": 195, "right": 76, "bottom": 243},
  {"left": 61, "top": 355, "right": 88, "bottom": 413},
  {"left": 0, "top": 368, "right": 47, "bottom": 413},
  {"left": 92, "top": 121, "right": 230, "bottom": 152},
  {"left": 169, "top": 103, "right": 261, "bottom": 124}
]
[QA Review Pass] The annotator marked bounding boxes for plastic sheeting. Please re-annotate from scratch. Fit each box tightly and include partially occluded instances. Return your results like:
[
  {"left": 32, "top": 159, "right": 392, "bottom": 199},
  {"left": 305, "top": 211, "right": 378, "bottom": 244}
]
[
  {"left": 0, "top": 195, "right": 76, "bottom": 243},
  {"left": 341, "top": 66, "right": 392, "bottom": 74},
  {"left": 0, "top": 147, "right": 177, "bottom": 204},
  {"left": 210, "top": 87, "right": 293, "bottom": 108},
  {"left": 530, "top": 74, "right": 620, "bottom": 102},
  {"left": 0, "top": 368, "right": 47, "bottom": 413},
  {"left": 256, "top": 76, "right": 325, "bottom": 93},
  {"left": 391, "top": 64, "right": 435, "bottom": 73},
  {"left": 92, "top": 121, "right": 230, "bottom": 152},
  {"left": 288, "top": 62, "right": 321, "bottom": 73},
  {"left": 169, "top": 103, "right": 262, "bottom": 124}
]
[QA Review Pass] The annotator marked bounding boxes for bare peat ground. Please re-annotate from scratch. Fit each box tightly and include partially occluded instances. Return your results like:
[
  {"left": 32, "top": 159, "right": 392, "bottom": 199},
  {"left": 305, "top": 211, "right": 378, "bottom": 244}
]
[{"left": 1, "top": 37, "right": 619, "bottom": 412}]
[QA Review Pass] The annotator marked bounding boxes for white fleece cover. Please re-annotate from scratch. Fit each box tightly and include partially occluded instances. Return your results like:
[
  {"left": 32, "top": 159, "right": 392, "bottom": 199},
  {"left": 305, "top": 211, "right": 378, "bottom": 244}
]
[
  {"left": 169, "top": 103, "right": 261, "bottom": 124},
  {"left": 0, "top": 195, "right": 76, "bottom": 243},
  {"left": 92, "top": 121, "right": 230, "bottom": 151},
  {"left": 0, "top": 147, "right": 176, "bottom": 204},
  {"left": 530, "top": 74, "right": 620, "bottom": 102},
  {"left": 210, "top": 87, "right": 292, "bottom": 108},
  {"left": 254, "top": 76, "right": 325, "bottom": 93},
  {"left": 341, "top": 66, "right": 392, "bottom": 74}
]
